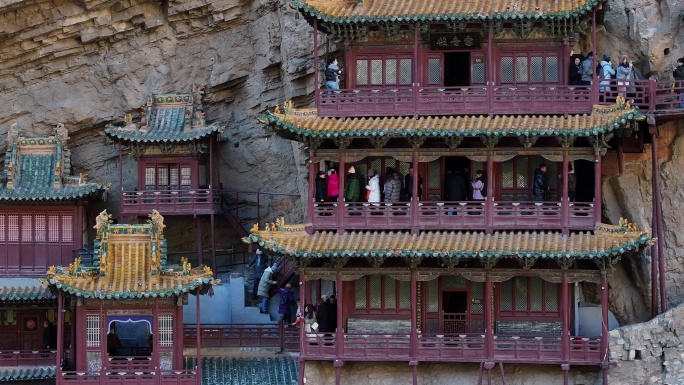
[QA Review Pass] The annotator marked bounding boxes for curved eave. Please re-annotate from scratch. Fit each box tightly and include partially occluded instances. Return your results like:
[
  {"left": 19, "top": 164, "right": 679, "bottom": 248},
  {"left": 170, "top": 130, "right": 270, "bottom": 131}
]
[
  {"left": 45, "top": 277, "right": 216, "bottom": 299},
  {"left": 103, "top": 123, "right": 225, "bottom": 144},
  {"left": 0, "top": 184, "right": 104, "bottom": 202},
  {"left": 258, "top": 109, "right": 638, "bottom": 140},
  {"left": 0, "top": 367, "right": 55, "bottom": 382},
  {"left": 292, "top": 0, "right": 600, "bottom": 26}
]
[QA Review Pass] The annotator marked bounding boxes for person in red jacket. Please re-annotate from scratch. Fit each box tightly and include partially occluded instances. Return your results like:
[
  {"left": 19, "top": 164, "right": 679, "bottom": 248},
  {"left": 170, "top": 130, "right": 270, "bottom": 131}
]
[{"left": 326, "top": 169, "right": 339, "bottom": 202}]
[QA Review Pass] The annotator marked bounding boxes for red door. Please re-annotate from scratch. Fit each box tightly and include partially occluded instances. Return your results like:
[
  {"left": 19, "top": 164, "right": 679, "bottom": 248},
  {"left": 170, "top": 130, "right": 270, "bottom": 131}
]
[{"left": 19, "top": 312, "right": 42, "bottom": 350}]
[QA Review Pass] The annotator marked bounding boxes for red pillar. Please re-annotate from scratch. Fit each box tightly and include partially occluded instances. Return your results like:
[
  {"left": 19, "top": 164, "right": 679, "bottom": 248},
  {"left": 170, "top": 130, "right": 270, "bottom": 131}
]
[
  {"left": 195, "top": 290, "right": 202, "bottom": 385},
  {"left": 308, "top": 153, "right": 316, "bottom": 227},
  {"left": 118, "top": 142, "right": 123, "bottom": 211},
  {"left": 411, "top": 152, "right": 419, "bottom": 234},
  {"left": 487, "top": 20, "right": 494, "bottom": 111},
  {"left": 562, "top": 151, "right": 570, "bottom": 234},
  {"left": 196, "top": 217, "right": 203, "bottom": 266},
  {"left": 314, "top": 19, "right": 319, "bottom": 107},
  {"left": 412, "top": 22, "right": 419, "bottom": 113},
  {"left": 298, "top": 270, "right": 307, "bottom": 385},
  {"left": 56, "top": 292, "right": 64, "bottom": 377},
  {"left": 410, "top": 271, "right": 418, "bottom": 384},
  {"left": 600, "top": 270, "right": 609, "bottom": 385},
  {"left": 337, "top": 156, "right": 346, "bottom": 233},
  {"left": 485, "top": 153, "right": 494, "bottom": 233},
  {"left": 591, "top": 10, "right": 599, "bottom": 105},
  {"left": 152, "top": 298, "right": 160, "bottom": 379},
  {"left": 336, "top": 272, "right": 344, "bottom": 358},
  {"left": 593, "top": 150, "right": 602, "bottom": 223},
  {"left": 210, "top": 214, "right": 216, "bottom": 276},
  {"left": 484, "top": 270, "right": 493, "bottom": 362},
  {"left": 561, "top": 272, "right": 570, "bottom": 362}
]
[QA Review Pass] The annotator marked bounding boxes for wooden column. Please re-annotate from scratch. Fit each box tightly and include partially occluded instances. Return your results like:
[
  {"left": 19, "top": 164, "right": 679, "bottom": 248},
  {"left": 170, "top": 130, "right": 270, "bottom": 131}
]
[
  {"left": 484, "top": 269, "right": 494, "bottom": 362},
  {"left": 410, "top": 152, "right": 419, "bottom": 234},
  {"left": 412, "top": 21, "right": 419, "bottom": 114},
  {"left": 561, "top": 272, "right": 570, "bottom": 363},
  {"left": 651, "top": 126, "right": 667, "bottom": 313},
  {"left": 99, "top": 300, "right": 105, "bottom": 375},
  {"left": 195, "top": 290, "right": 202, "bottom": 385},
  {"left": 196, "top": 218, "right": 203, "bottom": 266},
  {"left": 617, "top": 139, "right": 624, "bottom": 175},
  {"left": 562, "top": 151, "right": 570, "bottom": 234},
  {"left": 410, "top": 270, "right": 418, "bottom": 385},
  {"left": 307, "top": 153, "right": 316, "bottom": 226},
  {"left": 299, "top": 270, "right": 307, "bottom": 358},
  {"left": 335, "top": 271, "right": 344, "bottom": 359},
  {"left": 593, "top": 149, "right": 601, "bottom": 223},
  {"left": 175, "top": 301, "right": 184, "bottom": 369},
  {"left": 485, "top": 153, "right": 494, "bottom": 233},
  {"left": 600, "top": 270, "right": 609, "bottom": 385},
  {"left": 118, "top": 141, "right": 123, "bottom": 209},
  {"left": 650, "top": 127, "right": 660, "bottom": 317},
  {"left": 209, "top": 137, "right": 217, "bottom": 275},
  {"left": 210, "top": 214, "right": 216, "bottom": 276},
  {"left": 487, "top": 20, "right": 494, "bottom": 111},
  {"left": 591, "top": 10, "right": 599, "bottom": 105},
  {"left": 337, "top": 156, "right": 346, "bottom": 233},
  {"left": 314, "top": 18, "right": 319, "bottom": 107},
  {"left": 152, "top": 298, "right": 160, "bottom": 377},
  {"left": 56, "top": 292, "right": 64, "bottom": 377}
]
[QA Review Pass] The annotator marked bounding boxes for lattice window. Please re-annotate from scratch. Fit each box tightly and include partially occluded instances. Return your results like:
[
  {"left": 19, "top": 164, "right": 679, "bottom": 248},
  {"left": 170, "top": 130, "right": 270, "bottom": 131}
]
[
  {"left": 62, "top": 215, "right": 73, "bottom": 243},
  {"left": 356, "top": 59, "right": 369, "bottom": 85},
  {"left": 145, "top": 167, "right": 155, "bottom": 189},
  {"left": 355, "top": 278, "right": 367, "bottom": 309},
  {"left": 502, "top": 161, "right": 514, "bottom": 189},
  {"left": 530, "top": 277, "right": 543, "bottom": 312},
  {"left": 428, "top": 58, "right": 441, "bottom": 85},
  {"left": 516, "top": 157, "right": 528, "bottom": 188},
  {"left": 370, "top": 59, "right": 383, "bottom": 85},
  {"left": 515, "top": 56, "right": 528, "bottom": 82},
  {"left": 369, "top": 276, "right": 382, "bottom": 309},
  {"left": 500, "top": 279, "right": 512, "bottom": 311},
  {"left": 48, "top": 215, "right": 60, "bottom": 242},
  {"left": 370, "top": 158, "right": 382, "bottom": 181},
  {"left": 21, "top": 215, "right": 32, "bottom": 242},
  {"left": 384, "top": 276, "right": 395, "bottom": 308},
  {"left": 531, "top": 56, "right": 543, "bottom": 82},
  {"left": 170, "top": 167, "right": 179, "bottom": 187},
  {"left": 181, "top": 167, "right": 192, "bottom": 187},
  {"left": 86, "top": 315, "right": 100, "bottom": 347},
  {"left": 0, "top": 215, "right": 5, "bottom": 242},
  {"left": 471, "top": 57, "right": 485, "bottom": 84},
  {"left": 7, "top": 215, "right": 18, "bottom": 242},
  {"left": 515, "top": 278, "right": 528, "bottom": 311},
  {"left": 471, "top": 282, "right": 483, "bottom": 314},
  {"left": 157, "top": 167, "right": 169, "bottom": 188},
  {"left": 442, "top": 276, "right": 467, "bottom": 289},
  {"left": 399, "top": 280, "right": 410, "bottom": 309},
  {"left": 385, "top": 59, "right": 397, "bottom": 85},
  {"left": 428, "top": 159, "right": 440, "bottom": 189},
  {"left": 545, "top": 281, "right": 559, "bottom": 311},
  {"left": 34, "top": 215, "right": 46, "bottom": 242},
  {"left": 546, "top": 56, "right": 559, "bottom": 82},
  {"left": 500, "top": 57, "right": 513, "bottom": 83},
  {"left": 427, "top": 279, "right": 438, "bottom": 312},
  {"left": 159, "top": 315, "right": 173, "bottom": 347},
  {"left": 399, "top": 58, "right": 412, "bottom": 84}
]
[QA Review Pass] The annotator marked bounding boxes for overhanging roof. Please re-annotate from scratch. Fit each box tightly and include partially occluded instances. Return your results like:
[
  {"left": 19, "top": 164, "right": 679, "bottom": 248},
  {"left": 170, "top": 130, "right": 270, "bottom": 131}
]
[
  {"left": 0, "top": 278, "right": 55, "bottom": 302},
  {"left": 292, "top": 0, "right": 602, "bottom": 23}
]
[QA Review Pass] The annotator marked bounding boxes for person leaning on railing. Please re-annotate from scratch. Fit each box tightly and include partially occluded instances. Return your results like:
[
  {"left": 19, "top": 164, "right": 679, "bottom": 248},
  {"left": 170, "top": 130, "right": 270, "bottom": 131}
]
[{"left": 672, "top": 58, "right": 684, "bottom": 108}]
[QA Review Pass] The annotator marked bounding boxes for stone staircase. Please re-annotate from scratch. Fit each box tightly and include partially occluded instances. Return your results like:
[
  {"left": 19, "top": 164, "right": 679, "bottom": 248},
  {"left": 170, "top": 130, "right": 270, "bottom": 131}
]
[{"left": 228, "top": 273, "right": 276, "bottom": 324}]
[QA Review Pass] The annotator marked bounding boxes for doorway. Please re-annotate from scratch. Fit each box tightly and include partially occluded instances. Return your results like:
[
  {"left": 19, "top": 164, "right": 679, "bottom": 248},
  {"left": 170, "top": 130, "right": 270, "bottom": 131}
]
[
  {"left": 573, "top": 159, "right": 594, "bottom": 202},
  {"left": 441, "top": 291, "right": 468, "bottom": 333},
  {"left": 444, "top": 52, "right": 471, "bottom": 87}
]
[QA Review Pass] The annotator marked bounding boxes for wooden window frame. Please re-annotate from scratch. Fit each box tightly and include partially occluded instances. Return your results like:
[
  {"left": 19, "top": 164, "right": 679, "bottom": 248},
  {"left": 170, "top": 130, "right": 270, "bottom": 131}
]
[
  {"left": 496, "top": 276, "right": 560, "bottom": 320},
  {"left": 350, "top": 51, "right": 414, "bottom": 89},
  {"left": 353, "top": 275, "right": 410, "bottom": 316},
  {"left": 497, "top": 49, "right": 561, "bottom": 86},
  {"left": 138, "top": 158, "right": 198, "bottom": 191}
]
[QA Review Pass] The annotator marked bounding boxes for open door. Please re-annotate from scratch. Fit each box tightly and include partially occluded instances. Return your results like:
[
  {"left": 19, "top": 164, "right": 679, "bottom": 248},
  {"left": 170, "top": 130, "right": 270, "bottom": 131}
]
[{"left": 441, "top": 291, "right": 468, "bottom": 333}]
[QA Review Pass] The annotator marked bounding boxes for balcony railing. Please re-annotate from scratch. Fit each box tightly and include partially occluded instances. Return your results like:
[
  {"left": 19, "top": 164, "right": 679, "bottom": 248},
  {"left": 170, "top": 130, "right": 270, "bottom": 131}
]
[
  {"left": 302, "top": 333, "right": 601, "bottom": 364},
  {"left": 312, "top": 201, "right": 594, "bottom": 232},
  {"left": 316, "top": 79, "right": 684, "bottom": 117},
  {"left": 0, "top": 349, "right": 56, "bottom": 366},
  {"left": 120, "top": 189, "right": 220, "bottom": 216},
  {"left": 59, "top": 370, "right": 196, "bottom": 385},
  {"left": 183, "top": 324, "right": 300, "bottom": 352}
]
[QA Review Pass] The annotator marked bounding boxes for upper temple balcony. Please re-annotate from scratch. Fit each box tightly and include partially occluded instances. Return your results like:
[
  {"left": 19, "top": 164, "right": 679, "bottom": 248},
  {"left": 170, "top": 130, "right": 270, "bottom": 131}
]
[{"left": 295, "top": 0, "right": 684, "bottom": 120}]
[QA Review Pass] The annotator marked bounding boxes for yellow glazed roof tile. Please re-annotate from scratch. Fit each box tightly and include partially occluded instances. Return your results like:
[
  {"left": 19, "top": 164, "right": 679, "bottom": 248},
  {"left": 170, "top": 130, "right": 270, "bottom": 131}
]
[{"left": 292, "top": 0, "right": 601, "bottom": 22}]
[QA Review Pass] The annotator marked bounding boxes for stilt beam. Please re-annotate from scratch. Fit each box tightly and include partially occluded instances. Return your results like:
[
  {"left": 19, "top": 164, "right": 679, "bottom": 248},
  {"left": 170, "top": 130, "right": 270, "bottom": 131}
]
[
  {"left": 651, "top": 126, "right": 667, "bottom": 313},
  {"left": 562, "top": 364, "right": 570, "bottom": 385},
  {"left": 336, "top": 271, "right": 343, "bottom": 358},
  {"left": 337, "top": 156, "right": 346, "bottom": 233},
  {"left": 410, "top": 361, "right": 419, "bottom": 385},
  {"left": 485, "top": 153, "right": 494, "bottom": 234},
  {"left": 334, "top": 360, "right": 344, "bottom": 385},
  {"left": 562, "top": 151, "right": 570, "bottom": 234},
  {"left": 600, "top": 270, "right": 609, "bottom": 385},
  {"left": 56, "top": 292, "right": 64, "bottom": 377},
  {"left": 593, "top": 148, "right": 602, "bottom": 223},
  {"left": 307, "top": 153, "right": 316, "bottom": 227},
  {"left": 210, "top": 213, "right": 216, "bottom": 277},
  {"left": 498, "top": 362, "right": 506, "bottom": 385},
  {"left": 196, "top": 217, "right": 203, "bottom": 266},
  {"left": 410, "top": 152, "right": 419, "bottom": 234},
  {"left": 196, "top": 290, "right": 202, "bottom": 385}
]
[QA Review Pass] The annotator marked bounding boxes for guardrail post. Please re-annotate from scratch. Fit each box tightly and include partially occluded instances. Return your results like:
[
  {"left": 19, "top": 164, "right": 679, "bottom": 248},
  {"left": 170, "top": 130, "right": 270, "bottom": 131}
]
[
  {"left": 649, "top": 78, "right": 657, "bottom": 111},
  {"left": 279, "top": 319, "right": 285, "bottom": 353}
]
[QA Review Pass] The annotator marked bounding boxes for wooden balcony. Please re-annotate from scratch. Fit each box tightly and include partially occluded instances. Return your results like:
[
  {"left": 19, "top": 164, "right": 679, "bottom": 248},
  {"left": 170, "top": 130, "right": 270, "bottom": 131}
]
[
  {"left": 59, "top": 370, "right": 196, "bottom": 385},
  {"left": 315, "top": 79, "right": 684, "bottom": 118},
  {"left": 120, "top": 189, "right": 220, "bottom": 216},
  {"left": 302, "top": 333, "right": 601, "bottom": 365},
  {"left": 312, "top": 201, "right": 594, "bottom": 232},
  {"left": 0, "top": 349, "right": 56, "bottom": 366}
]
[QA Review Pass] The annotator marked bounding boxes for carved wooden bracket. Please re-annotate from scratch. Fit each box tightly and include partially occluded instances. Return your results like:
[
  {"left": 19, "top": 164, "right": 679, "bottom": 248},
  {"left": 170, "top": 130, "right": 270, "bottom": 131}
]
[
  {"left": 518, "top": 135, "right": 539, "bottom": 148},
  {"left": 442, "top": 256, "right": 461, "bottom": 269},
  {"left": 370, "top": 135, "right": 390, "bottom": 149},
  {"left": 330, "top": 256, "right": 349, "bottom": 269},
  {"left": 408, "top": 256, "right": 423, "bottom": 269},
  {"left": 556, "top": 136, "right": 576, "bottom": 148},
  {"left": 129, "top": 143, "right": 146, "bottom": 159},
  {"left": 366, "top": 255, "right": 386, "bottom": 268},
  {"left": 333, "top": 137, "right": 353, "bottom": 150},
  {"left": 159, "top": 143, "right": 174, "bottom": 155},
  {"left": 482, "top": 257, "right": 498, "bottom": 270},
  {"left": 556, "top": 257, "right": 574, "bottom": 270},
  {"left": 444, "top": 136, "right": 464, "bottom": 149},
  {"left": 588, "top": 133, "right": 613, "bottom": 150},
  {"left": 299, "top": 135, "right": 322, "bottom": 151},
  {"left": 520, "top": 256, "right": 537, "bottom": 269},
  {"left": 480, "top": 135, "right": 500, "bottom": 149},
  {"left": 407, "top": 136, "right": 426, "bottom": 149}
]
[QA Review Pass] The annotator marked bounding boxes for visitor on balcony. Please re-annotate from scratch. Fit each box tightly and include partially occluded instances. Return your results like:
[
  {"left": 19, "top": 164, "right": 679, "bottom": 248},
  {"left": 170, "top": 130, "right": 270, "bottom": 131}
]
[
  {"left": 43, "top": 320, "right": 56, "bottom": 349},
  {"left": 404, "top": 166, "right": 423, "bottom": 201},
  {"left": 598, "top": 54, "right": 615, "bottom": 99},
  {"left": 383, "top": 167, "right": 401, "bottom": 202},
  {"left": 325, "top": 58, "right": 343, "bottom": 91},
  {"left": 366, "top": 169, "right": 381, "bottom": 204},
  {"left": 326, "top": 169, "right": 339, "bottom": 202},
  {"left": 570, "top": 57, "right": 582, "bottom": 86},
  {"left": 278, "top": 283, "right": 295, "bottom": 324},
  {"left": 315, "top": 171, "right": 327, "bottom": 203},
  {"left": 257, "top": 265, "right": 278, "bottom": 313},
  {"left": 472, "top": 170, "right": 486, "bottom": 201},
  {"left": 580, "top": 52, "right": 594, "bottom": 86},
  {"left": 107, "top": 324, "right": 122, "bottom": 357},
  {"left": 533, "top": 163, "right": 549, "bottom": 201},
  {"left": 247, "top": 249, "right": 268, "bottom": 300},
  {"left": 302, "top": 304, "right": 318, "bottom": 334},
  {"left": 672, "top": 58, "right": 684, "bottom": 108},
  {"left": 616, "top": 55, "right": 633, "bottom": 97},
  {"left": 344, "top": 166, "right": 362, "bottom": 206},
  {"left": 445, "top": 168, "right": 468, "bottom": 202}
]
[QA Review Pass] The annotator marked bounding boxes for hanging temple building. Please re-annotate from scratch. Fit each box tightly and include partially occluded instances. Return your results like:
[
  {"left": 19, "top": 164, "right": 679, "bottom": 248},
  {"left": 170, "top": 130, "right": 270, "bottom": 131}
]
[{"left": 0, "top": 0, "right": 681, "bottom": 384}]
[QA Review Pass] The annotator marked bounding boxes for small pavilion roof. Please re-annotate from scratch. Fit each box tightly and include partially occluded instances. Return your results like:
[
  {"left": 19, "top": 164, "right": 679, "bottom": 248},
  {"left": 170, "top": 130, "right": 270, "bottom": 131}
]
[
  {"left": 0, "top": 124, "right": 105, "bottom": 202},
  {"left": 104, "top": 91, "right": 225, "bottom": 143},
  {"left": 292, "top": 0, "right": 602, "bottom": 23},
  {"left": 42, "top": 210, "right": 218, "bottom": 299},
  {"left": 0, "top": 367, "right": 55, "bottom": 382},
  {"left": 260, "top": 101, "right": 637, "bottom": 141},
  {"left": 0, "top": 278, "right": 55, "bottom": 302},
  {"left": 243, "top": 220, "right": 653, "bottom": 262}
]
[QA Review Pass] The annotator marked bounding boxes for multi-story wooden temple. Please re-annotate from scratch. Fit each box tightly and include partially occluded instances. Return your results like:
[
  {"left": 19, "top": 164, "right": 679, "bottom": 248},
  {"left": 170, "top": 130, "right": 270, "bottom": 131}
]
[
  {"left": 42, "top": 209, "right": 217, "bottom": 385},
  {"left": 104, "top": 88, "right": 225, "bottom": 270},
  {"left": 251, "top": 0, "right": 667, "bottom": 384},
  {"left": 0, "top": 124, "right": 105, "bottom": 381}
]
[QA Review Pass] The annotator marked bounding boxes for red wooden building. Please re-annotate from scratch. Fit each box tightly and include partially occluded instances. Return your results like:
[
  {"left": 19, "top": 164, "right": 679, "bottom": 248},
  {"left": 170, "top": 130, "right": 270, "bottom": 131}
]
[
  {"left": 42, "top": 209, "right": 217, "bottom": 385},
  {"left": 252, "top": 0, "right": 669, "bottom": 384},
  {"left": 105, "top": 90, "right": 225, "bottom": 270},
  {"left": 0, "top": 123, "right": 105, "bottom": 382}
]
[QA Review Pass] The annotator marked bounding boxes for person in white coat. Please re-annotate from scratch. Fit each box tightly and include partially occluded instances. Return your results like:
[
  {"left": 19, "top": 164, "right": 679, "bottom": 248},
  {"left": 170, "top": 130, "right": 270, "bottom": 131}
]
[{"left": 366, "top": 169, "right": 381, "bottom": 204}]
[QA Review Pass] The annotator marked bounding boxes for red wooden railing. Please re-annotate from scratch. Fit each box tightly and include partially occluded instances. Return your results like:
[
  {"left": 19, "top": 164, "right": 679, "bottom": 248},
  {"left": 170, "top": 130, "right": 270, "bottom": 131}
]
[
  {"left": 0, "top": 349, "right": 56, "bottom": 366},
  {"left": 59, "top": 370, "right": 196, "bottom": 385},
  {"left": 120, "top": 189, "right": 220, "bottom": 215},
  {"left": 182, "top": 324, "right": 299, "bottom": 351},
  {"left": 316, "top": 79, "right": 684, "bottom": 117},
  {"left": 312, "top": 201, "right": 594, "bottom": 232}
]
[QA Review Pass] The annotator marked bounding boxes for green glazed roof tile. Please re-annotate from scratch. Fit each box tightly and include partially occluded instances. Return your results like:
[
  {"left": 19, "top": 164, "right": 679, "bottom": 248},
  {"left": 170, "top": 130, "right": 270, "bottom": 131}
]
[{"left": 0, "top": 367, "right": 55, "bottom": 381}]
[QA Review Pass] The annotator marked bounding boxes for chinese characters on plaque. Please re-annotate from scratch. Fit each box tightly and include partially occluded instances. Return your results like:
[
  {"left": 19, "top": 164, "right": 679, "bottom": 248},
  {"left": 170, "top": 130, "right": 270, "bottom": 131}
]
[{"left": 429, "top": 33, "right": 481, "bottom": 50}]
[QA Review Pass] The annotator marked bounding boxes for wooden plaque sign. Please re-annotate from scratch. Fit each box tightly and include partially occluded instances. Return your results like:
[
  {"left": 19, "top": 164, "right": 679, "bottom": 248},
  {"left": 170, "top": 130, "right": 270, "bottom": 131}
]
[{"left": 430, "top": 33, "right": 481, "bottom": 50}]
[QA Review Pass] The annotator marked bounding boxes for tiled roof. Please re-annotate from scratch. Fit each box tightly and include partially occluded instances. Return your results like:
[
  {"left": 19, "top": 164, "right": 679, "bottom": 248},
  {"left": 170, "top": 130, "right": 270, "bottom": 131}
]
[
  {"left": 0, "top": 366, "right": 55, "bottom": 381},
  {"left": 260, "top": 102, "right": 637, "bottom": 140},
  {"left": 0, "top": 124, "right": 105, "bottom": 201},
  {"left": 243, "top": 220, "right": 653, "bottom": 261},
  {"left": 184, "top": 357, "right": 298, "bottom": 384},
  {"left": 43, "top": 210, "right": 218, "bottom": 299},
  {"left": 0, "top": 278, "right": 55, "bottom": 302},
  {"left": 105, "top": 92, "right": 225, "bottom": 143},
  {"left": 292, "top": 0, "right": 601, "bottom": 23}
]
